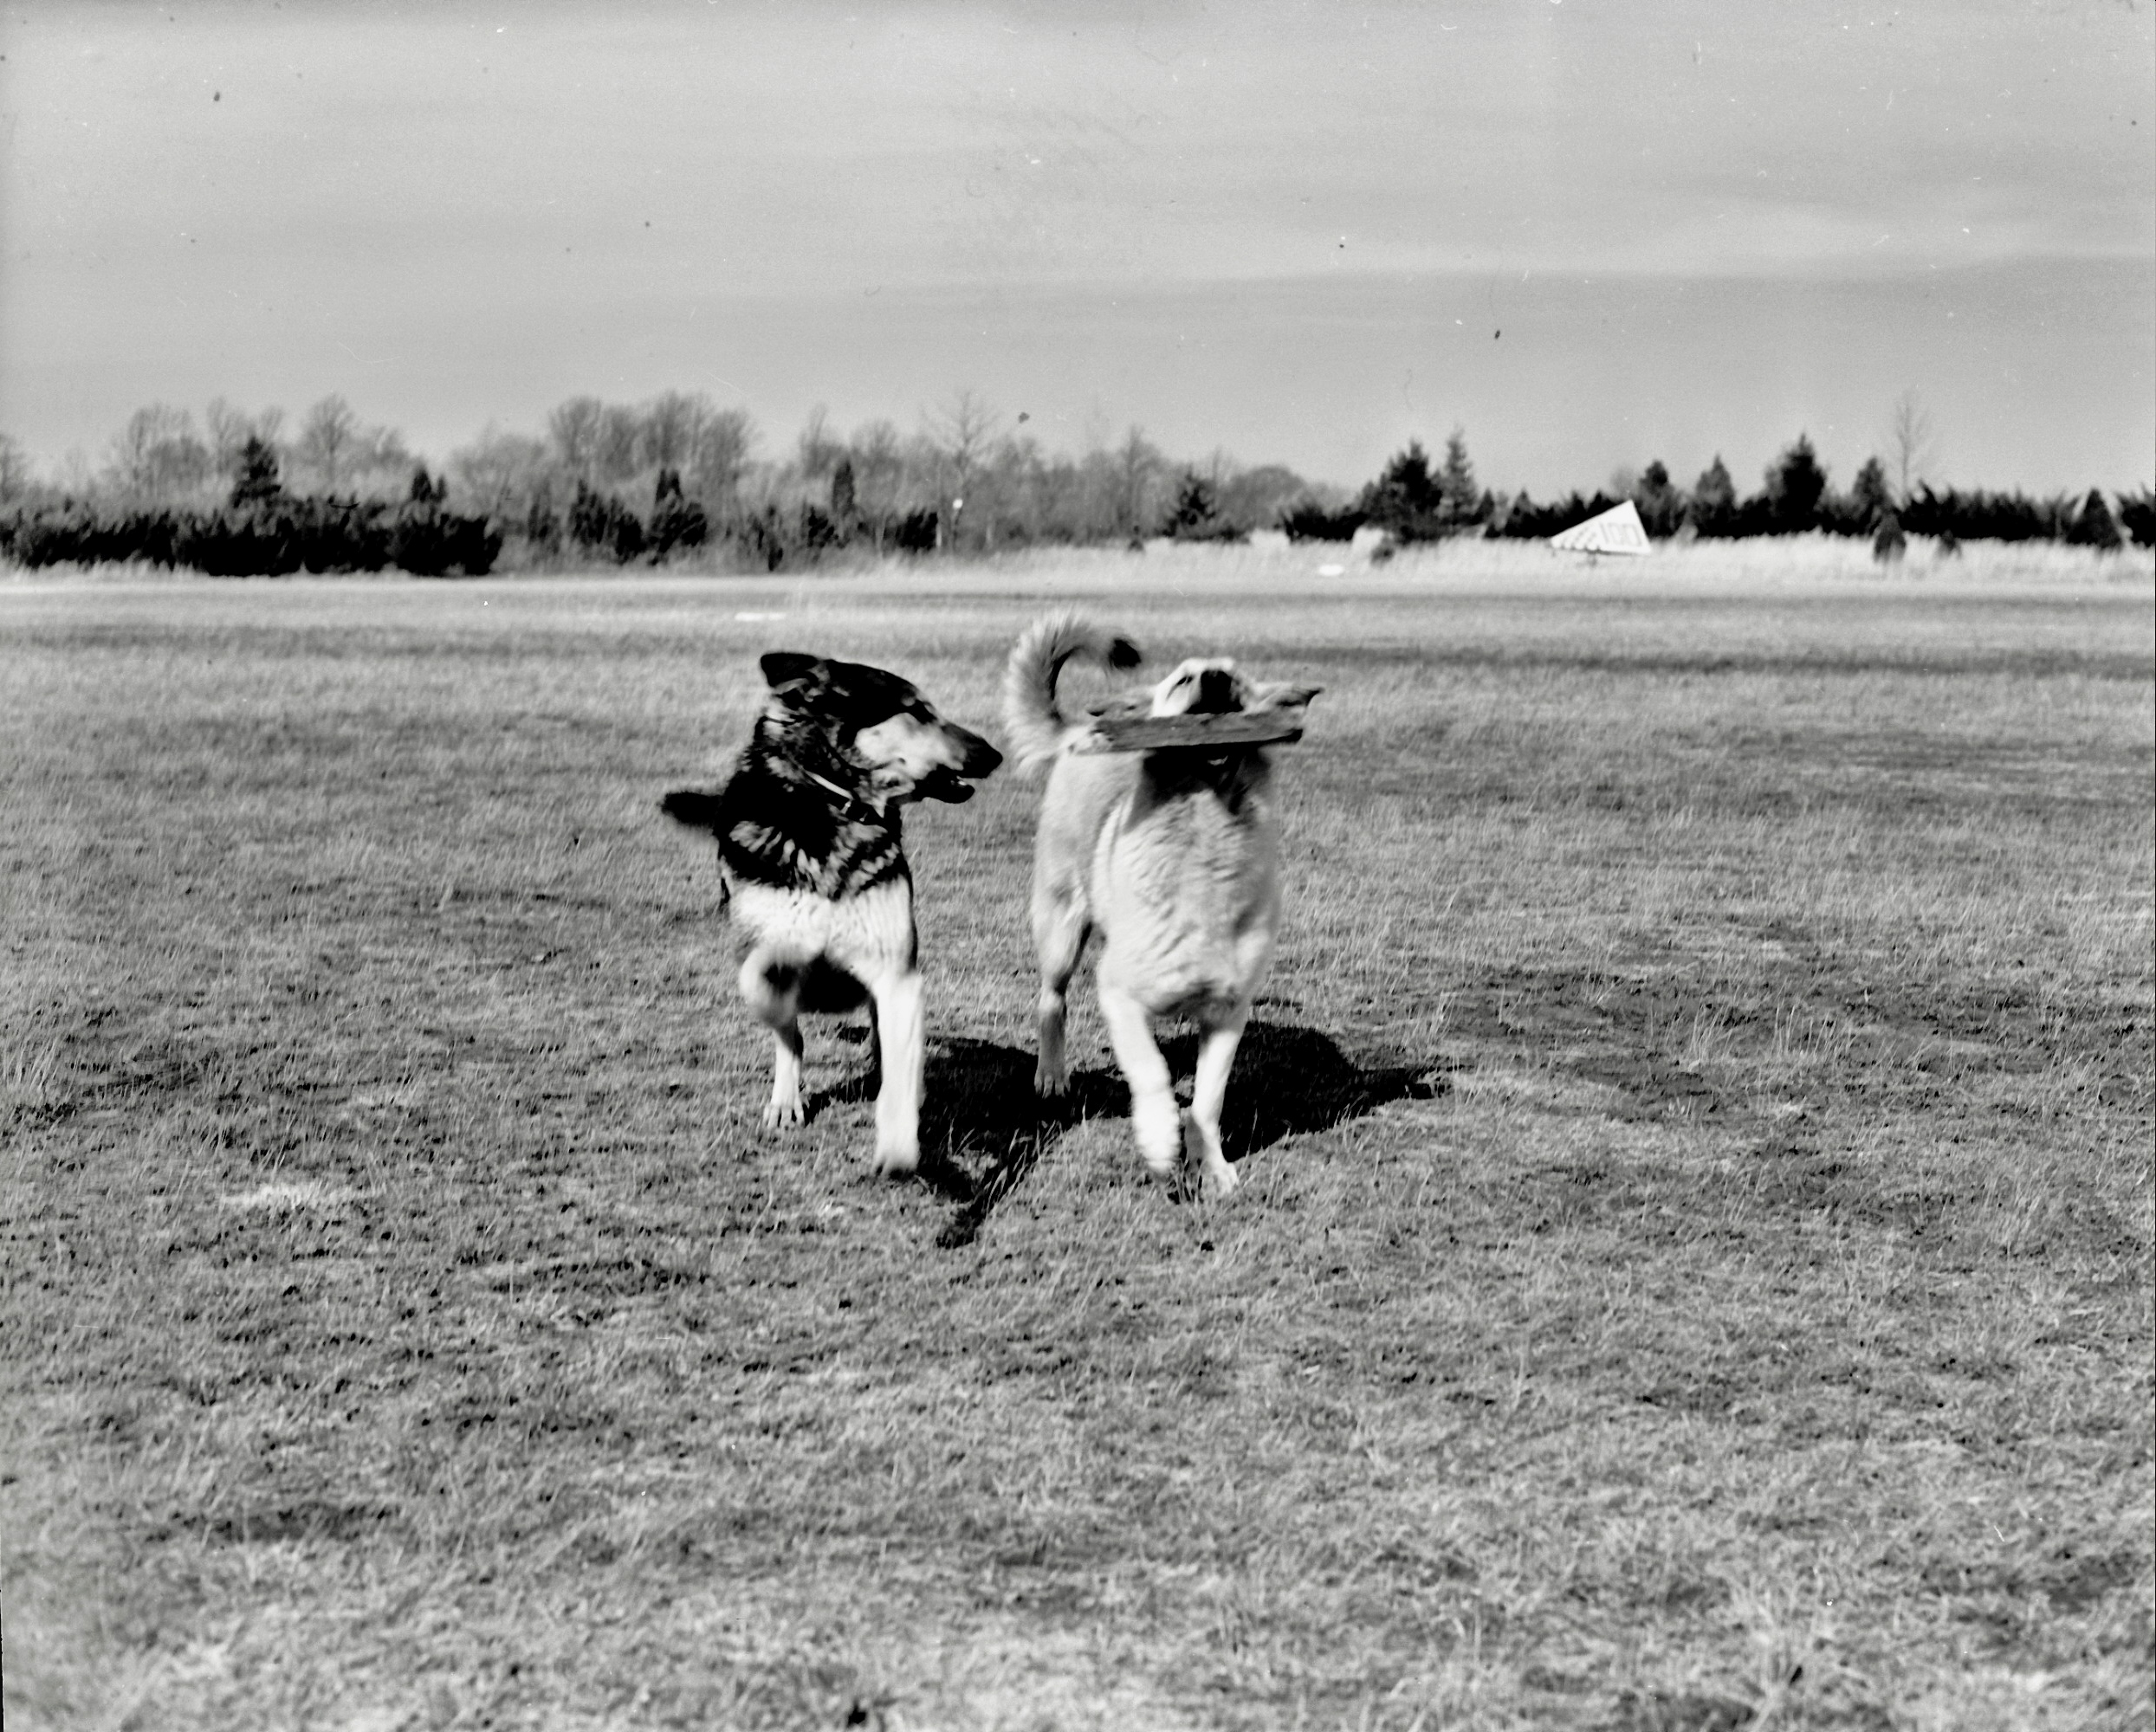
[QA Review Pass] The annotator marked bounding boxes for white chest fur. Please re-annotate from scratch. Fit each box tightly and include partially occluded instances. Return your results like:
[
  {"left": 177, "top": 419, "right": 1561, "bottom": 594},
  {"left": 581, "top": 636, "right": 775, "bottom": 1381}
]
[{"left": 730, "top": 877, "right": 918, "bottom": 985}]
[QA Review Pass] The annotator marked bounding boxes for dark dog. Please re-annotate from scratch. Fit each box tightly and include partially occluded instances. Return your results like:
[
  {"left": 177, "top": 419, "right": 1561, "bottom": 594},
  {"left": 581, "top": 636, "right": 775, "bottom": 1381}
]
[{"left": 663, "top": 652, "right": 1001, "bottom": 1175}]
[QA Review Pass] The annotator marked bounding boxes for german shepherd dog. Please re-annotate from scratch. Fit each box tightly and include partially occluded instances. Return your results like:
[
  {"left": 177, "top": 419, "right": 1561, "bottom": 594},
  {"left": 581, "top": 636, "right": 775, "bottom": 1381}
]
[
  {"left": 664, "top": 652, "right": 1001, "bottom": 1176},
  {"left": 1003, "top": 613, "right": 1307, "bottom": 1198}
]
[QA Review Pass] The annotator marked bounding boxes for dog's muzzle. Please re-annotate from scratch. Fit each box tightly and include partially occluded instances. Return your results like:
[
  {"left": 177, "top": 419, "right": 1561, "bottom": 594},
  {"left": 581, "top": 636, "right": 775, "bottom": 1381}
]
[
  {"left": 917, "top": 727, "right": 1003, "bottom": 803},
  {"left": 1190, "top": 669, "right": 1244, "bottom": 714}
]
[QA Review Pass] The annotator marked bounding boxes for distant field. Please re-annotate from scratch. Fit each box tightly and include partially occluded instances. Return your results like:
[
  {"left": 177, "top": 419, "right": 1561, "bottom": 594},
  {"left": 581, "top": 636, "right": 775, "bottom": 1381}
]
[{"left": 3, "top": 547, "right": 2151, "bottom": 1730}]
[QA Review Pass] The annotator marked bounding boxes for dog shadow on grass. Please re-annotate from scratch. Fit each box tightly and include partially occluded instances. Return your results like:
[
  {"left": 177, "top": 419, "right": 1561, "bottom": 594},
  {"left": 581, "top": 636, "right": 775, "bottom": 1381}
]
[{"left": 918, "top": 1022, "right": 1443, "bottom": 1250}]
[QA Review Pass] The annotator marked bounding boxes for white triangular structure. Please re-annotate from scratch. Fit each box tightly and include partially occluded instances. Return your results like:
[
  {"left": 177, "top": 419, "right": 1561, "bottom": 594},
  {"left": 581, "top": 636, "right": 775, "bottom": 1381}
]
[{"left": 1550, "top": 498, "right": 1650, "bottom": 556}]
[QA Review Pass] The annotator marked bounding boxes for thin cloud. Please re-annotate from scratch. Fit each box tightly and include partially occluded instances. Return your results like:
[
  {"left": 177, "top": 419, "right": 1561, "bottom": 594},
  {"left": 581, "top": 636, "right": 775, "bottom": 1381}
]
[{"left": 2, "top": 0, "right": 2148, "bottom": 488}]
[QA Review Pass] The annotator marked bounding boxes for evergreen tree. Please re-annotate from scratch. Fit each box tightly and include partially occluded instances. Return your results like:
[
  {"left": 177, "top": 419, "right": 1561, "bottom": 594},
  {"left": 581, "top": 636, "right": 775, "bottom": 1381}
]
[
  {"left": 2116, "top": 487, "right": 2156, "bottom": 548},
  {"left": 524, "top": 481, "right": 560, "bottom": 553},
  {"left": 1163, "top": 469, "right": 1222, "bottom": 539},
  {"left": 1690, "top": 456, "right": 1737, "bottom": 535},
  {"left": 1360, "top": 439, "right": 1442, "bottom": 538},
  {"left": 1763, "top": 435, "right": 1829, "bottom": 533},
  {"left": 569, "top": 481, "right": 612, "bottom": 551},
  {"left": 2069, "top": 488, "right": 2122, "bottom": 551},
  {"left": 1632, "top": 460, "right": 1684, "bottom": 538},
  {"left": 644, "top": 464, "right": 704, "bottom": 560},
  {"left": 229, "top": 436, "right": 283, "bottom": 509},
  {"left": 1850, "top": 456, "right": 1894, "bottom": 527},
  {"left": 1436, "top": 428, "right": 1479, "bottom": 524}
]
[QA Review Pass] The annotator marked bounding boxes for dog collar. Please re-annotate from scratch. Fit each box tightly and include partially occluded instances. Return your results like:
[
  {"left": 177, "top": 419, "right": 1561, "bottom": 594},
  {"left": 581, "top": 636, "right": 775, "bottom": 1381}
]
[{"left": 801, "top": 766, "right": 885, "bottom": 821}]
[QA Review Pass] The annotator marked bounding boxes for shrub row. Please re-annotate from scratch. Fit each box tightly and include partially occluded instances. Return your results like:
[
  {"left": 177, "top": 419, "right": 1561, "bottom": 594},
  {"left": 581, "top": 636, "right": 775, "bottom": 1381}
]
[
  {"left": 1280, "top": 433, "right": 2155, "bottom": 550},
  {"left": 1475, "top": 484, "right": 2142, "bottom": 547},
  {"left": 0, "top": 494, "right": 502, "bottom": 577},
  {"left": 1320, "top": 481, "right": 2151, "bottom": 550},
  {"left": 1899, "top": 485, "right": 2140, "bottom": 549},
  {"left": 15, "top": 443, "right": 2147, "bottom": 570},
  {"left": 518, "top": 474, "right": 946, "bottom": 571}
]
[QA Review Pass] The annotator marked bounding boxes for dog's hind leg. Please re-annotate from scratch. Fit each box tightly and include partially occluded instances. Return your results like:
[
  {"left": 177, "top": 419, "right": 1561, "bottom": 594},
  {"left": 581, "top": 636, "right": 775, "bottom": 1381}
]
[
  {"left": 868, "top": 967, "right": 924, "bottom": 1176},
  {"left": 1097, "top": 981, "right": 1182, "bottom": 1181},
  {"left": 1032, "top": 891, "right": 1091, "bottom": 1096},
  {"left": 1186, "top": 1005, "right": 1247, "bottom": 1198},
  {"left": 740, "top": 949, "right": 806, "bottom": 1128}
]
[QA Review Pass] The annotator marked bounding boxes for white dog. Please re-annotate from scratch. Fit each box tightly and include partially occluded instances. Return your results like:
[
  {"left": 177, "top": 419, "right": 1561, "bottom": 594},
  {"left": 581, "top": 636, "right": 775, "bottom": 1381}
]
[{"left": 1002, "top": 612, "right": 1312, "bottom": 1197}]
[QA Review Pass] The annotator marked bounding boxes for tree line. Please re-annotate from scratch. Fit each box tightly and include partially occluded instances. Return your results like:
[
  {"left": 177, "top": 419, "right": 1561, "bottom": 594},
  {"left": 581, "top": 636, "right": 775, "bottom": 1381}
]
[
  {"left": 0, "top": 388, "right": 2149, "bottom": 577},
  {"left": 0, "top": 396, "right": 506, "bottom": 576},
  {"left": 1313, "top": 427, "right": 2150, "bottom": 555},
  {"left": 450, "top": 388, "right": 1324, "bottom": 568},
  {"left": 0, "top": 439, "right": 500, "bottom": 578}
]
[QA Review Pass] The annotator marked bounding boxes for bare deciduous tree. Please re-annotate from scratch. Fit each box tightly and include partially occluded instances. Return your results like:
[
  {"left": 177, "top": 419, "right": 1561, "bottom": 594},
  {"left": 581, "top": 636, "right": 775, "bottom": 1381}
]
[
  {"left": 1887, "top": 389, "right": 1938, "bottom": 505},
  {"left": 1113, "top": 424, "right": 1164, "bottom": 540},
  {"left": 107, "top": 404, "right": 211, "bottom": 501},
  {"left": 924, "top": 388, "right": 1001, "bottom": 550},
  {"left": 450, "top": 426, "right": 553, "bottom": 520},
  {"left": 688, "top": 407, "right": 756, "bottom": 507},
  {"left": 205, "top": 399, "right": 283, "bottom": 486},
  {"left": 293, "top": 395, "right": 360, "bottom": 494},
  {"left": 795, "top": 404, "right": 848, "bottom": 485},
  {"left": 354, "top": 423, "right": 414, "bottom": 495},
  {"left": 849, "top": 418, "right": 905, "bottom": 552},
  {"left": 595, "top": 405, "right": 643, "bottom": 484},
  {"left": 205, "top": 398, "right": 249, "bottom": 475},
  {"left": 547, "top": 397, "right": 606, "bottom": 482},
  {"left": 640, "top": 391, "right": 713, "bottom": 473},
  {"left": 0, "top": 432, "right": 33, "bottom": 503},
  {"left": 994, "top": 435, "right": 1052, "bottom": 546},
  {"left": 284, "top": 397, "right": 417, "bottom": 500}
]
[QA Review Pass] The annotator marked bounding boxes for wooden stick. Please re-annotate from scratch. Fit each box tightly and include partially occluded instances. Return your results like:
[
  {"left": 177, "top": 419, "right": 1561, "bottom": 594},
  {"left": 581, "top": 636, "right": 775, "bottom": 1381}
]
[{"left": 1074, "top": 689, "right": 1319, "bottom": 754}]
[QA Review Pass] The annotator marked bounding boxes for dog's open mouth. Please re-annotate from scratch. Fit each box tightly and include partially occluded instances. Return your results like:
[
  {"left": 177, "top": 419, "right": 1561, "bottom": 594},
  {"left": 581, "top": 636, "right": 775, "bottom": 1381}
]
[{"left": 915, "top": 766, "right": 981, "bottom": 804}]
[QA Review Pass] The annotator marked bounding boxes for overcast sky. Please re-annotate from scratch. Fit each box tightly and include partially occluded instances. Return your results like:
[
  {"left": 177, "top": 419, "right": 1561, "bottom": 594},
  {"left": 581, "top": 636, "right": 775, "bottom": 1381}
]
[{"left": 3, "top": 1, "right": 2151, "bottom": 495}]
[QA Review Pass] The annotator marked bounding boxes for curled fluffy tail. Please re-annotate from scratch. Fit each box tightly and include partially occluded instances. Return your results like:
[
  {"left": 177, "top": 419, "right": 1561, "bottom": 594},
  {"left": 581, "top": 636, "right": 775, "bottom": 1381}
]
[{"left": 1001, "top": 611, "right": 1143, "bottom": 774}]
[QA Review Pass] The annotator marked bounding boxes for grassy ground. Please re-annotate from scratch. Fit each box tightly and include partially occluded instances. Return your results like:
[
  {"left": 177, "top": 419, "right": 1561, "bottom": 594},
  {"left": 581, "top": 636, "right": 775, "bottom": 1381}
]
[{"left": 3, "top": 547, "right": 2151, "bottom": 1730}]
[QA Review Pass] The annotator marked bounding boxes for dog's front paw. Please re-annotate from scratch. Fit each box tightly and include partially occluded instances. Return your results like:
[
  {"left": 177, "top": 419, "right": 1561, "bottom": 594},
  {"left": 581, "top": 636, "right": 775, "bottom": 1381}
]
[
  {"left": 1034, "top": 1055, "right": 1071, "bottom": 1097},
  {"left": 1131, "top": 1095, "right": 1184, "bottom": 1179},
  {"left": 1194, "top": 1159, "right": 1240, "bottom": 1199},
  {"left": 762, "top": 1094, "right": 805, "bottom": 1129},
  {"left": 872, "top": 1141, "right": 920, "bottom": 1179},
  {"left": 1183, "top": 1112, "right": 1239, "bottom": 1199}
]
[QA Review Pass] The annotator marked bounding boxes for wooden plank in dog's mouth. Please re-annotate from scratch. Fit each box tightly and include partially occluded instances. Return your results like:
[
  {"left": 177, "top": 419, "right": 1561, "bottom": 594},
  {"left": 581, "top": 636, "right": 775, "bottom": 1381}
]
[{"left": 1074, "top": 688, "right": 1320, "bottom": 754}]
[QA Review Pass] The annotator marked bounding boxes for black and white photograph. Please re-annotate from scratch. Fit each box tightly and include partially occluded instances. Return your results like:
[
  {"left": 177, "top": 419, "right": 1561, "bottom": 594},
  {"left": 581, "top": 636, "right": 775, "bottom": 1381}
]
[{"left": 3, "top": 3, "right": 2151, "bottom": 1727}]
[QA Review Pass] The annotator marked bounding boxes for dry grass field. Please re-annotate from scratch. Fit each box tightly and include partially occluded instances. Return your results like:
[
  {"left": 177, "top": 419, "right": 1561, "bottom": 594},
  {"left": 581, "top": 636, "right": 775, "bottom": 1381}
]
[{"left": 3, "top": 543, "right": 2152, "bottom": 1730}]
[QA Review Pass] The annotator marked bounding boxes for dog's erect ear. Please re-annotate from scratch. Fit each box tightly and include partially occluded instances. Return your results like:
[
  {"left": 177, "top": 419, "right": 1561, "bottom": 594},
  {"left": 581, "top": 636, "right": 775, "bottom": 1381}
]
[{"left": 761, "top": 651, "right": 825, "bottom": 700}]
